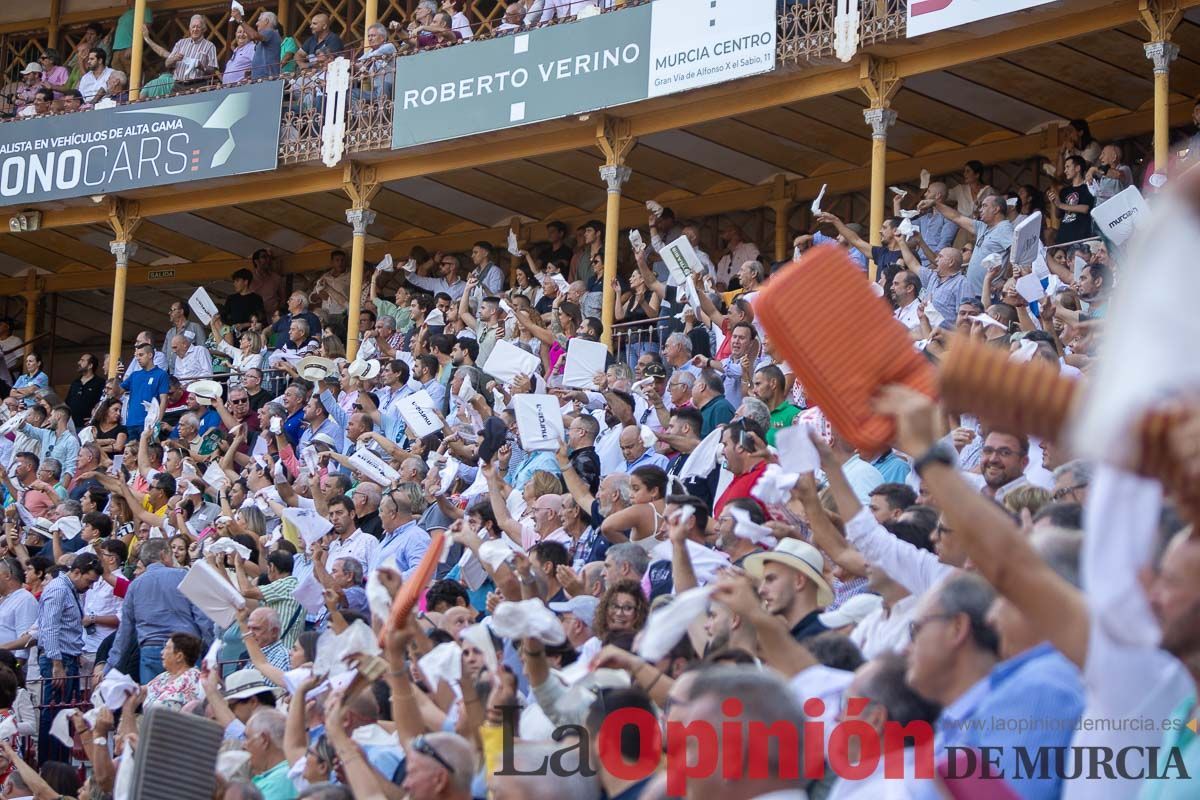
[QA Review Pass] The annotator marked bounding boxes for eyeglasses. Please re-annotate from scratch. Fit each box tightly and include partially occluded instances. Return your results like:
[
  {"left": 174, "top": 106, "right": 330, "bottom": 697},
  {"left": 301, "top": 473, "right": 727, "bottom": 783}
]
[
  {"left": 612, "top": 604, "right": 637, "bottom": 614},
  {"left": 908, "top": 613, "right": 956, "bottom": 640},
  {"left": 412, "top": 736, "right": 456, "bottom": 774},
  {"left": 229, "top": 397, "right": 249, "bottom": 404},
  {"left": 1052, "top": 484, "right": 1086, "bottom": 501},
  {"left": 980, "top": 446, "right": 1018, "bottom": 458}
]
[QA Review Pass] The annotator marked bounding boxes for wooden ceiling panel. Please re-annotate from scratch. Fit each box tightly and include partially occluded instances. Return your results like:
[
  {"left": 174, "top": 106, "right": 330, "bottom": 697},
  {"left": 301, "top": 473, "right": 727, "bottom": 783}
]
[
  {"left": 117, "top": 221, "right": 235, "bottom": 263},
  {"left": 19, "top": 230, "right": 120, "bottom": 271},
  {"left": 369, "top": 188, "right": 462, "bottom": 235},
  {"left": 888, "top": 88, "right": 1001, "bottom": 144},
  {"left": 531, "top": 151, "right": 678, "bottom": 203},
  {"left": 430, "top": 169, "right": 565, "bottom": 221},
  {"left": 1065, "top": 29, "right": 1200, "bottom": 97},
  {"left": 625, "top": 144, "right": 744, "bottom": 195},
  {"left": 1005, "top": 46, "right": 1149, "bottom": 110},
  {"left": 238, "top": 200, "right": 351, "bottom": 247},
  {"left": 478, "top": 160, "right": 602, "bottom": 213},
  {"left": 0, "top": 236, "right": 72, "bottom": 273},
  {"left": 179, "top": 207, "right": 315, "bottom": 255},
  {"left": 685, "top": 118, "right": 849, "bottom": 176},
  {"left": 742, "top": 107, "right": 871, "bottom": 165},
  {"left": 948, "top": 60, "right": 1120, "bottom": 122}
]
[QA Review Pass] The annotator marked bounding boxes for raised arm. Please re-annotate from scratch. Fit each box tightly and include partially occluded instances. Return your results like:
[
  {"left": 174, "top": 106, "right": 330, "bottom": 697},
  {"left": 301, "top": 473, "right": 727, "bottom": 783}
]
[
  {"left": 930, "top": 200, "right": 974, "bottom": 235},
  {"left": 816, "top": 212, "right": 871, "bottom": 258}
]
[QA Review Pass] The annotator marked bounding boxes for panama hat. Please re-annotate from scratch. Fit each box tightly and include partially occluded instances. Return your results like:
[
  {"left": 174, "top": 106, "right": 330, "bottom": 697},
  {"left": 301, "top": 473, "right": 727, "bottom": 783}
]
[
  {"left": 188, "top": 379, "right": 223, "bottom": 406},
  {"left": 347, "top": 358, "right": 381, "bottom": 381},
  {"left": 743, "top": 538, "right": 834, "bottom": 607},
  {"left": 222, "top": 668, "right": 281, "bottom": 701},
  {"left": 296, "top": 356, "right": 336, "bottom": 383}
]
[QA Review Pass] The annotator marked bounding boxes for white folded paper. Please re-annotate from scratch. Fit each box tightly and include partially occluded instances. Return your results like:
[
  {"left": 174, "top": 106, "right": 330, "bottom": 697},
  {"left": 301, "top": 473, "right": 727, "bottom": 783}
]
[
  {"left": 366, "top": 569, "right": 393, "bottom": 622},
  {"left": 188, "top": 287, "right": 219, "bottom": 325},
  {"left": 178, "top": 560, "right": 245, "bottom": 629},
  {"left": 775, "top": 424, "right": 820, "bottom": 475},
  {"left": 490, "top": 598, "right": 566, "bottom": 645},
  {"left": 50, "top": 709, "right": 74, "bottom": 747},
  {"left": 924, "top": 302, "right": 946, "bottom": 329},
  {"left": 482, "top": 340, "right": 540, "bottom": 386},
  {"left": 282, "top": 666, "right": 313, "bottom": 697},
  {"left": 143, "top": 398, "right": 161, "bottom": 429},
  {"left": 514, "top": 394, "right": 563, "bottom": 451},
  {"left": 396, "top": 390, "right": 442, "bottom": 439},
  {"left": 811, "top": 183, "right": 827, "bottom": 215},
  {"left": 202, "top": 462, "right": 228, "bottom": 492},
  {"left": 1090, "top": 185, "right": 1149, "bottom": 246},
  {"left": 293, "top": 570, "right": 326, "bottom": 614},
  {"left": 562, "top": 338, "right": 609, "bottom": 390},
  {"left": 281, "top": 506, "right": 333, "bottom": 547},
  {"left": 646, "top": 200, "right": 663, "bottom": 218},
  {"left": 970, "top": 313, "right": 1006, "bottom": 331},
  {"left": 637, "top": 586, "right": 715, "bottom": 662},
  {"left": 1011, "top": 211, "right": 1042, "bottom": 267},
  {"left": 628, "top": 229, "right": 645, "bottom": 253},
  {"left": 0, "top": 410, "right": 28, "bottom": 435}
]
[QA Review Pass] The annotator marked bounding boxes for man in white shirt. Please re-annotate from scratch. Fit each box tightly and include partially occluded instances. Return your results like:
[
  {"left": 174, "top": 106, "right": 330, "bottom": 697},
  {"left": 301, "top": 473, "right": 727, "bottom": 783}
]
[
  {"left": 891, "top": 270, "right": 922, "bottom": 332},
  {"left": 168, "top": 334, "right": 212, "bottom": 382},
  {"left": 538, "top": 0, "right": 601, "bottom": 23},
  {"left": 324, "top": 496, "right": 379, "bottom": 571},
  {"left": 0, "top": 318, "right": 23, "bottom": 373},
  {"left": 309, "top": 250, "right": 352, "bottom": 321},
  {"left": 77, "top": 47, "right": 113, "bottom": 104},
  {"left": 714, "top": 223, "right": 761, "bottom": 290},
  {"left": 403, "top": 254, "right": 467, "bottom": 301},
  {"left": 0, "top": 558, "right": 38, "bottom": 662}
]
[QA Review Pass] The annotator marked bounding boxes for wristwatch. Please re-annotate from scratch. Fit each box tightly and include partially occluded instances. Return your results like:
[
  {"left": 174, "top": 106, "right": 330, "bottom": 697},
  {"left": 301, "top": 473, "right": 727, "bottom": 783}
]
[{"left": 912, "top": 441, "right": 956, "bottom": 477}]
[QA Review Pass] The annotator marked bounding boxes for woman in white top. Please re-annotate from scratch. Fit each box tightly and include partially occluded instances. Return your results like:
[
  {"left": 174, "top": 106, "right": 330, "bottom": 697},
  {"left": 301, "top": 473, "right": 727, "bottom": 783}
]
[
  {"left": 210, "top": 317, "right": 265, "bottom": 379},
  {"left": 599, "top": 465, "right": 670, "bottom": 552},
  {"left": 947, "top": 160, "right": 995, "bottom": 218}
]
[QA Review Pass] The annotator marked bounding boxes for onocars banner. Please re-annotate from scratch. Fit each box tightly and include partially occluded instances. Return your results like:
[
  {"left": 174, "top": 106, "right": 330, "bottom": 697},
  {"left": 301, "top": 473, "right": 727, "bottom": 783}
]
[
  {"left": 0, "top": 80, "right": 282, "bottom": 205},
  {"left": 392, "top": 0, "right": 776, "bottom": 149}
]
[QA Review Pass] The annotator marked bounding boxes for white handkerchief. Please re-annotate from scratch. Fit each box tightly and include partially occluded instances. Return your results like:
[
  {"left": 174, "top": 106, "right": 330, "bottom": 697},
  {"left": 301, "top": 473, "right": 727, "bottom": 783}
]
[
  {"left": 438, "top": 456, "right": 459, "bottom": 495},
  {"left": 628, "top": 229, "right": 645, "bottom": 253},
  {"left": 282, "top": 666, "right": 313, "bottom": 696},
  {"left": 1043, "top": 162, "right": 1057, "bottom": 178},
  {"left": 375, "top": 254, "right": 394, "bottom": 272},
  {"left": 293, "top": 570, "right": 326, "bottom": 614},
  {"left": 313, "top": 620, "right": 380, "bottom": 679},
  {"left": 775, "top": 423, "right": 820, "bottom": 474},
  {"left": 0, "top": 717, "right": 16, "bottom": 741},
  {"left": 96, "top": 670, "right": 138, "bottom": 711},
  {"left": 750, "top": 464, "right": 799, "bottom": 509},
  {"left": 811, "top": 184, "right": 827, "bottom": 215},
  {"left": 919, "top": 169, "right": 931, "bottom": 189},
  {"left": 366, "top": 570, "right": 393, "bottom": 622},
  {"left": 970, "top": 313, "right": 1006, "bottom": 331},
  {"left": 478, "top": 537, "right": 524, "bottom": 570},
  {"left": 188, "top": 287, "right": 219, "bottom": 325},
  {"left": 897, "top": 217, "right": 915, "bottom": 239},
  {"left": 507, "top": 229, "right": 521, "bottom": 256},
  {"left": 1015, "top": 273, "right": 1045, "bottom": 304},
  {"left": 403, "top": 258, "right": 417, "bottom": 273},
  {"left": 418, "top": 642, "right": 463, "bottom": 692},
  {"left": 78, "top": 426, "right": 95, "bottom": 445},
  {"left": 646, "top": 200, "right": 663, "bottom": 218},
  {"left": 490, "top": 598, "right": 566, "bottom": 645},
  {"left": 203, "top": 462, "right": 228, "bottom": 491},
  {"left": 50, "top": 709, "right": 74, "bottom": 747},
  {"left": 729, "top": 507, "right": 778, "bottom": 547},
  {"left": 637, "top": 586, "right": 715, "bottom": 662},
  {"left": 677, "top": 426, "right": 724, "bottom": 481},
  {"left": 889, "top": 186, "right": 907, "bottom": 198},
  {"left": 231, "top": 0, "right": 245, "bottom": 15},
  {"left": 649, "top": 539, "right": 729, "bottom": 586},
  {"left": 396, "top": 390, "right": 442, "bottom": 439},
  {"left": 924, "top": 302, "right": 946, "bottom": 329},
  {"left": 206, "top": 537, "right": 252, "bottom": 560},
  {"left": 281, "top": 506, "right": 333, "bottom": 547},
  {"left": 980, "top": 252, "right": 1005, "bottom": 270},
  {"left": 1010, "top": 339, "right": 1039, "bottom": 364},
  {"left": 204, "top": 639, "right": 221, "bottom": 672},
  {"left": 461, "top": 623, "right": 499, "bottom": 677}
]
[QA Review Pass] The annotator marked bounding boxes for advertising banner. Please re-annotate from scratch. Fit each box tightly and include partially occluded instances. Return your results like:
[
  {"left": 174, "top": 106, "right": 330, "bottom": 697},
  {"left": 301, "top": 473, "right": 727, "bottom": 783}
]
[
  {"left": 0, "top": 80, "right": 283, "bottom": 205},
  {"left": 908, "top": 0, "right": 1056, "bottom": 38},
  {"left": 392, "top": 0, "right": 776, "bottom": 149}
]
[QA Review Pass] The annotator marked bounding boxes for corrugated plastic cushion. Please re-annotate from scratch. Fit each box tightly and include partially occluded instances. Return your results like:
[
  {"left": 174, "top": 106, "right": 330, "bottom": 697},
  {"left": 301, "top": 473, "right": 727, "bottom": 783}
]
[{"left": 755, "top": 245, "right": 938, "bottom": 452}]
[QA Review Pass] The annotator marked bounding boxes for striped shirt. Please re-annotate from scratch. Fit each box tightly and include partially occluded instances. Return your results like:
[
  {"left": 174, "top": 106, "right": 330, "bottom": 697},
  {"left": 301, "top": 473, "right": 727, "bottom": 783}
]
[
  {"left": 37, "top": 574, "right": 85, "bottom": 660},
  {"left": 169, "top": 37, "right": 218, "bottom": 82},
  {"left": 259, "top": 576, "right": 302, "bottom": 649}
]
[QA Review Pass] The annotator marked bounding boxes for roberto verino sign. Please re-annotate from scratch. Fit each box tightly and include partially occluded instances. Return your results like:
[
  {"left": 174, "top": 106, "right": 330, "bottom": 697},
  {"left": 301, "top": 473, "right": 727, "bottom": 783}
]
[
  {"left": 391, "top": 0, "right": 777, "bottom": 149},
  {"left": 0, "top": 80, "right": 282, "bottom": 205}
]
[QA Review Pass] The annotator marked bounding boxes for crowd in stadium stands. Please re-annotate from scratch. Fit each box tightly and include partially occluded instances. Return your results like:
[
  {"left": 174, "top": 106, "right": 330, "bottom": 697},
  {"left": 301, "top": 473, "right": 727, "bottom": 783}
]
[
  {"left": 2, "top": 0, "right": 622, "bottom": 118},
  {"left": 0, "top": 4, "right": 1199, "bottom": 798}
]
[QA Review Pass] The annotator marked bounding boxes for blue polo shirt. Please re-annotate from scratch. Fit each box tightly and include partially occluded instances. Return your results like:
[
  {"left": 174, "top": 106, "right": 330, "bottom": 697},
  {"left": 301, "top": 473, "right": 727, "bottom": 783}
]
[{"left": 120, "top": 366, "right": 170, "bottom": 428}]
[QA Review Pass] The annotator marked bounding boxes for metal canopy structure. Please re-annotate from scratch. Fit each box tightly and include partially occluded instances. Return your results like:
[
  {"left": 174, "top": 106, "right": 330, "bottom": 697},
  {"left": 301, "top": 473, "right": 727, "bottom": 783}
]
[{"left": 0, "top": 0, "right": 1197, "bottom": 361}]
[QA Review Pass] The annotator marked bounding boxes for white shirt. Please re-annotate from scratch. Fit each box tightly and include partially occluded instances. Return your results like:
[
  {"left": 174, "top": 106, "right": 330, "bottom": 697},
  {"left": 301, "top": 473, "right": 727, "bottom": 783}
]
[
  {"left": 0, "top": 588, "right": 38, "bottom": 659},
  {"left": 715, "top": 241, "right": 762, "bottom": 287},
  {"left": 849, "top": 594, "right": 917, "bottom": 659},
  {"left": 894, "top": 299, "right": 920, "bottom": 331},
  {"left": 451, "top": 10, "right": 473, "bottom": 39},
  {"left": 78, "top": 67, "right": 113, "bottom": 103},
  {"left": 789, "top": 664, "right": 853, "bottom": 752},
  {"left": 539, "top": 0, "right": 599, "bottom": 23},
  {"left": 83, "top": 577, "right": 123, "bottom": 653},
  {"left": 327, "top": 528, "right": 380, "bottom": 571},
  {"left": 0, "top": 335, "right": 22, "bottom": 369},
  {"left": 1061, "top": 466, "right": 1194, "bottom": 800},
  {"left": 172, "top": 344, "right": 212, "bottom": 381},
  {"left": 845, "top": 507, "right": 954, "bottom": 598}
]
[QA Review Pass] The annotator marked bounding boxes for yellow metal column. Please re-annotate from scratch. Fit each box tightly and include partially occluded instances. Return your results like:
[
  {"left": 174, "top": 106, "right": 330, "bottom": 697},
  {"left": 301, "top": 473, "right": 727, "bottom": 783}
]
[
  {"left": 1140, "top": 1, "right": 1181, "bottom": 181},
  {"left": 343, "top": 164, "right": 380, "bottom": 361},
  {"left": 107, "top": 200, "right": 141, "bottom": 377},
  {"left": 859, "top": 59, "right": 900, "bottom": 284},
  {"left": 21, "top": 273, "right": 39, "bottom": 356},
  {"left": 596, "top": 117, "right": 635, "bottom": 350},
  {"left": 365, "top": 0, "right": 379, "bottom": 49},
  {"left": 129, "top": 0, "right": 148, "bottom": 100}
]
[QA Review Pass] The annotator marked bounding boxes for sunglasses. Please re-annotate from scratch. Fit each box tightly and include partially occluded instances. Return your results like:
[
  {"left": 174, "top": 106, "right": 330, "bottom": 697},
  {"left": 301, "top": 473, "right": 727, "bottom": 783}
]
[{"left": 412, "top": 736, "right": 455, "bottom": 774}]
